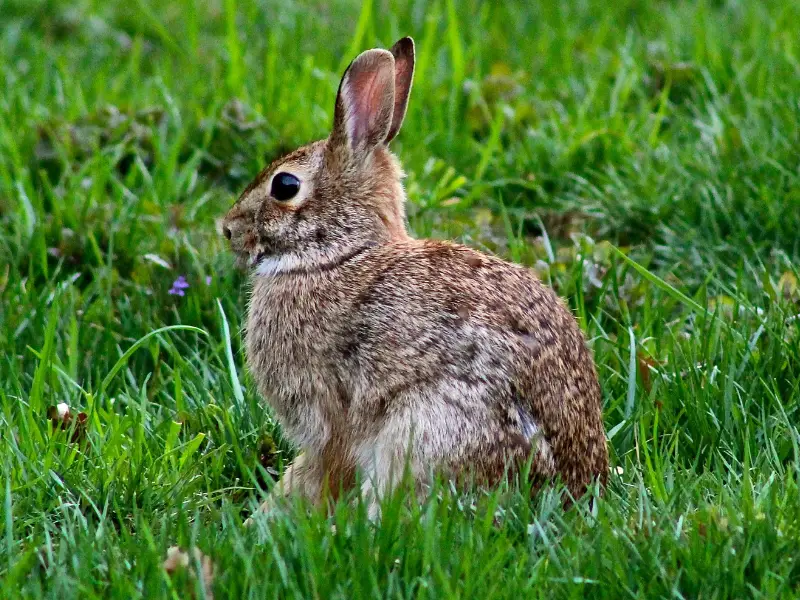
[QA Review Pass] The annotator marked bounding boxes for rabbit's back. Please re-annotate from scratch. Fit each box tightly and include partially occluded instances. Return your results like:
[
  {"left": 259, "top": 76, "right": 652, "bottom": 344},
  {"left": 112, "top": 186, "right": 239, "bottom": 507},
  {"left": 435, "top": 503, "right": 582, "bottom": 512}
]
[{"left": 343, "top": 240, "right": 608, "bottom": 493}]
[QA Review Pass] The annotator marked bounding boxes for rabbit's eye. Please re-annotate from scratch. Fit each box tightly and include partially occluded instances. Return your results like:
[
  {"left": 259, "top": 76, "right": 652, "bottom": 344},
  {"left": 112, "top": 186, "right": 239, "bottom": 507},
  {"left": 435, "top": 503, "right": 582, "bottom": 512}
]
[{"left": 271, "top": 172, "right": 301, "bottom": 201}]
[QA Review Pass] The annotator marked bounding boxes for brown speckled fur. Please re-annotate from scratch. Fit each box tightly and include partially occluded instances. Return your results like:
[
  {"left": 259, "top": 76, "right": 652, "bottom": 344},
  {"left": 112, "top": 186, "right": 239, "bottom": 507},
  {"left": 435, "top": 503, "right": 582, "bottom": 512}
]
[{"left": 223, "top": 38, "right": 608, "bottom": 521}]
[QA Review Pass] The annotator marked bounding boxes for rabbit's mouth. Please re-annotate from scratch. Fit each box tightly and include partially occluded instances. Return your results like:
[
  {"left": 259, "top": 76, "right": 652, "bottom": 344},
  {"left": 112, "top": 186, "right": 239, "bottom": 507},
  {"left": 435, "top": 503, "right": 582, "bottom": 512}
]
[
  {"left": 249, "top": 250, "right": 269, "bottom": 268},
  {"left": 244, "top": 242, "right": 283, "bottom": 270},
  {"left": 224, "top": 234, "right": 265, "bottom": 270},
  {"left": 231, "top": 244, "right": 270, "bottom": 270},
  {"left": 228, "top": 249, "right": 265, "bottom": 271},
  {"left": 223, "top": 223, "right": 272, "bottom": 269}
]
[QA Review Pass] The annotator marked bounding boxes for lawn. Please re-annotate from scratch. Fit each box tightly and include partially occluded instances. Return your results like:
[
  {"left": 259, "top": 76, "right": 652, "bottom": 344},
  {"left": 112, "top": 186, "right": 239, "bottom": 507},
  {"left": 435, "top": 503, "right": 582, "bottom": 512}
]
[{"left": 2, "top": 0, "right": 800, "bottom": 597}]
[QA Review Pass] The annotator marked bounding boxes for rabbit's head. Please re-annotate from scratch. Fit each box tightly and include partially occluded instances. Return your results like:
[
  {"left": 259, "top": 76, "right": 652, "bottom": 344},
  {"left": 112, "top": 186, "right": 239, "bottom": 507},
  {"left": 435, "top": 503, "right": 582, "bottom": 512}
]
[{"left": 222, "top": 38, "right": 415, "bottom": 274}]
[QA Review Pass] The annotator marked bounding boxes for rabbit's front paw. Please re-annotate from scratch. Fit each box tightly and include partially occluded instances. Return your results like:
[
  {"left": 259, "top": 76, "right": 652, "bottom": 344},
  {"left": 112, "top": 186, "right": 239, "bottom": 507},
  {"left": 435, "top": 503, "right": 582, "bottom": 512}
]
[{"left": 243, "top": 498, "right": 281, "bottom": 527}]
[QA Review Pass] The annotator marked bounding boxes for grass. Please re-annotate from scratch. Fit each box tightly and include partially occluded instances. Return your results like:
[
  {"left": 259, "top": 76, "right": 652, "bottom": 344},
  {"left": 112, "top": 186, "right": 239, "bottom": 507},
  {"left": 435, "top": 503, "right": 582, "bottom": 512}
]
[{"left": 1, "top": 0, "right": 800, "bottom": 597}]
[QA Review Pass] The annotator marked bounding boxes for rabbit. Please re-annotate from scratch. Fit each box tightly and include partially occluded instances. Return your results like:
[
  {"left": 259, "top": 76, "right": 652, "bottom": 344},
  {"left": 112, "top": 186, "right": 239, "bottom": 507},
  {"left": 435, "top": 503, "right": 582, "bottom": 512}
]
[{"left": 222, "top": 37, "right": 608, "bottom": 522}]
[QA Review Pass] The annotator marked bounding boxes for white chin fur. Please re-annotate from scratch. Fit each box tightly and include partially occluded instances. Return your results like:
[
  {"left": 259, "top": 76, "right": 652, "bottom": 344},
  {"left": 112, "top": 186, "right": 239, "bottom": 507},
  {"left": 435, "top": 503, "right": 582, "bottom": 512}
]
[
  {"left": 254, "top": 253, "right": 304, "bottom": 277},
  {"left": 253, "top": 244, "right": 373, "bottom": 277}
]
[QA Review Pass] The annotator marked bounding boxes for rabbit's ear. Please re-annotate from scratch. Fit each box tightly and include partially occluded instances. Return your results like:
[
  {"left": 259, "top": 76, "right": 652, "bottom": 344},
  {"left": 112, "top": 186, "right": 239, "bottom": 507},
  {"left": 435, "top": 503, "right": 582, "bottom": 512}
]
[
  {"left": 331, "top": 49, "right": 396, "bottom": 156},
  {"left": 385, "top": 37, "right": 415, "bottom": 144}
]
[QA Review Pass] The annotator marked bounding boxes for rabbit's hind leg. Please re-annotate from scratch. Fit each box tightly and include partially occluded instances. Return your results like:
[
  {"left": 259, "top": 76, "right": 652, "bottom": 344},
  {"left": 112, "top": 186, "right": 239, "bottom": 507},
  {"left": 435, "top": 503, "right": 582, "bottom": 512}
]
[{"left": 354, "top": 393, "right": 540, "bottom": 519}]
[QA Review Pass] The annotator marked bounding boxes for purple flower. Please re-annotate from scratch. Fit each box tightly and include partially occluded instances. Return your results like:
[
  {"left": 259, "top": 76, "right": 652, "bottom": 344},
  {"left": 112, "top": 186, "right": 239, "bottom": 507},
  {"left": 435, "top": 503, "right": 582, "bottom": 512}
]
[
  {"left": 205, "top": 276, "right": 212, "bottom": 286},
  {"left": 169, "top": 275, "right": 190, "bottom": 296}
]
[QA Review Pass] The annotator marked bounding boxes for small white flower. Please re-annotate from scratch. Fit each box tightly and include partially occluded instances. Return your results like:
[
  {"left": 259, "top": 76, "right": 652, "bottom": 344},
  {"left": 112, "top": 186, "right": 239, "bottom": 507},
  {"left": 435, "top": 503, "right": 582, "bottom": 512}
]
[{"left": 143, "top": 254, "right": 172, "bottom": 269}]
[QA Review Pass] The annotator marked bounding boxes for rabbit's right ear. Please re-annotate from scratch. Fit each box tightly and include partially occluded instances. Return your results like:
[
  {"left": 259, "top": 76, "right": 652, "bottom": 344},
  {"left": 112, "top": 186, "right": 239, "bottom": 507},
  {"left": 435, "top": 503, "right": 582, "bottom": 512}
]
[
  {"left": 331, "top": 49, "right": 396, "bottom": 157},
  {"left": 385, "top": 37, "right": 415, "bottom": 144}
]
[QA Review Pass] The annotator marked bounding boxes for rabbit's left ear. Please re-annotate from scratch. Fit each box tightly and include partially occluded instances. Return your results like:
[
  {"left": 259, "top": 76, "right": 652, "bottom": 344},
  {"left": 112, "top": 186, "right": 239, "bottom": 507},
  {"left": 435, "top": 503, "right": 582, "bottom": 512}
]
[
  {"left": 331, "top": 48, "right": 396, "bottom": 157},
  {"left": 385, "top": 37, "right": 415, "bottom": 144}
]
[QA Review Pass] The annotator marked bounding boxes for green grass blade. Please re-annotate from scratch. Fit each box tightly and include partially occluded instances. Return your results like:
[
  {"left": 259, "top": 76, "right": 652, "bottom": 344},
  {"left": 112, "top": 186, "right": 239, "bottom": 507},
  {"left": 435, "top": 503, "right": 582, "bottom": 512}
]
[
  {"left": 99, "top": 326, "right": 207, "bottom": 399},
  {"left": 216, "top": 299, "right": 245, "bottom": 409}
]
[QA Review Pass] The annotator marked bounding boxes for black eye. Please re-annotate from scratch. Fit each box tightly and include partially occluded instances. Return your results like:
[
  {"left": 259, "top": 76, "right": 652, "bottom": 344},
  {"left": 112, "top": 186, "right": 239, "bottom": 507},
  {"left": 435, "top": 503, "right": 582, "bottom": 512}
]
[{"left": 271, "top": 172, "right": 301, "bottom": 201}]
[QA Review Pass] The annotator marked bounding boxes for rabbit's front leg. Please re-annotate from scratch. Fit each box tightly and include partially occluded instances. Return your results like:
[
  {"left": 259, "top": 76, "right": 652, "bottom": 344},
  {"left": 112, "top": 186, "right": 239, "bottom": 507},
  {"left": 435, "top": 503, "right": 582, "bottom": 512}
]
[{"left": 245, "top": 451, "right": 323, "bottom": 526}]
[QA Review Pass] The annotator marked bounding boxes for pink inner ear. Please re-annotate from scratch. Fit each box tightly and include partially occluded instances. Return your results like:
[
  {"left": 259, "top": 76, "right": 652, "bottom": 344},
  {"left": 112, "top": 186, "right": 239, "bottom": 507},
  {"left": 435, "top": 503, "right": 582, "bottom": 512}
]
[
  {"left": 348, "top": 69, "right": 381, "bottom": 140},
  {"left": 342, "top": 59, "right": 394, "bottom": 149}
]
